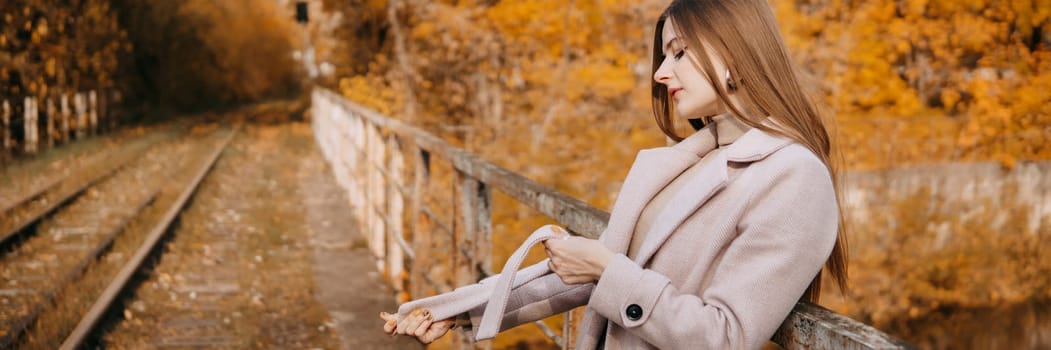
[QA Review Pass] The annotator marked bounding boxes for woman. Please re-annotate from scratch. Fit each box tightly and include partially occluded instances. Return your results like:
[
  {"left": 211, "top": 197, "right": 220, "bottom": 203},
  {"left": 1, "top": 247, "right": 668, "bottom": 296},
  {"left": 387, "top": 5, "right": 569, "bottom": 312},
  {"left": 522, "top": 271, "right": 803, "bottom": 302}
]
[{"left": 380, "top": 0, "right": 848, "bottom": 348}]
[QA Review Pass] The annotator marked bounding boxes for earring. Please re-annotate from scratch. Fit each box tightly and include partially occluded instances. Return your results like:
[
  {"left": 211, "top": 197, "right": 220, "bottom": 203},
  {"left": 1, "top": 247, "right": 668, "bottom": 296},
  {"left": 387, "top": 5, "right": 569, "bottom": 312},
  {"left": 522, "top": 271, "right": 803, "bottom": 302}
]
[{"left": 726, "top": 69, "right": 737, "bottom": 92}]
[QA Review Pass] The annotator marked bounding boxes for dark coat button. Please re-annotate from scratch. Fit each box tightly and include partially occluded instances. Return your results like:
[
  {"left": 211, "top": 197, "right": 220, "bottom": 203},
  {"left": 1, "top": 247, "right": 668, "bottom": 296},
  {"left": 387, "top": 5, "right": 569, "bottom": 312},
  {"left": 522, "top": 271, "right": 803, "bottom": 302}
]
[{"left": 626, "top": 304, "right": 643, "bottom": 321}]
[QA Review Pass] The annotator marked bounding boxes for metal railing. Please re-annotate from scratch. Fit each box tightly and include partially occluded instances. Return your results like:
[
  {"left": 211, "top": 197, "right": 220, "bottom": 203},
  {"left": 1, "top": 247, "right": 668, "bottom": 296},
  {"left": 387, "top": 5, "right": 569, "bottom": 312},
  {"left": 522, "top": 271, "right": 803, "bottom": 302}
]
[{"left": 311, "top": 87, "right": 914, "bottom": 350}]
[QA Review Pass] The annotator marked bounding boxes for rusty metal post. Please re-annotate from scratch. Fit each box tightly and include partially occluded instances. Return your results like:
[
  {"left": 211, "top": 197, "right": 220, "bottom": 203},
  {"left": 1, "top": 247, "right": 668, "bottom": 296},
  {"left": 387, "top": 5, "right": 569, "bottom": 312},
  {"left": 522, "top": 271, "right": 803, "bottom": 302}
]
[
  {"left": 562, "top": 310, "right": 573, "bottom": 350},
  {"left": 2, "top": 100, "right": 10, "bottom": 160},
  {"left": 410, "top": 144, "right": 432, "bottom": 299},
  {"left": 88, "top": 90, "right": 98, "bottom": 136},
  {"left": 453, "top": 170, "right": 492, "bottom": 350}
]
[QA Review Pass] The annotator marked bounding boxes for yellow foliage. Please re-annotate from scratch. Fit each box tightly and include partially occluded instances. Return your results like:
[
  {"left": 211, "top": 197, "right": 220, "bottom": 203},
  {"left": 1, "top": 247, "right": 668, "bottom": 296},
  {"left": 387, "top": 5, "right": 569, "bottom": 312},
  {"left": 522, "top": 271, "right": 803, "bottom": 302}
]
[
  {"left": 339, "top": 75, "right": 398, "bottom": 116},
  {"left": 1, "top": 0, "right": 128, "bottom": 96},
  {"left": 775, "top": 0, "right": 1051, "bottom": 168}
]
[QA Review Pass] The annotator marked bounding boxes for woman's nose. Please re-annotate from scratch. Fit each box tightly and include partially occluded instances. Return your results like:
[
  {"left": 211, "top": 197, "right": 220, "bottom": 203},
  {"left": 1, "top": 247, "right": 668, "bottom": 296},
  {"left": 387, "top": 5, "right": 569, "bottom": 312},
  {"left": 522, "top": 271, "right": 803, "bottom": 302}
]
[{"left": 653, "top": 61, "right": 672, "bottom": 84}]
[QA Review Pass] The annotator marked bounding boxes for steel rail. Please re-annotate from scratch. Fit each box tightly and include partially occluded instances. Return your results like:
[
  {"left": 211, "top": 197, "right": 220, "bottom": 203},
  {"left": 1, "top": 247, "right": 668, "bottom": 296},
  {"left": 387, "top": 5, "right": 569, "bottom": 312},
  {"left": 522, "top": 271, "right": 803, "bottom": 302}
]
[
  {"left": 0, "top": 176, "right": 66, "bottom": 214},
  {"left": 0, "top": 132, "right": 175, "bottom": 247},
  {"left": 0, "top": 193, "right": 158, "bottom": 348},
  {"left": 59, "top": 125, "right": 240, "bottom": 350}
]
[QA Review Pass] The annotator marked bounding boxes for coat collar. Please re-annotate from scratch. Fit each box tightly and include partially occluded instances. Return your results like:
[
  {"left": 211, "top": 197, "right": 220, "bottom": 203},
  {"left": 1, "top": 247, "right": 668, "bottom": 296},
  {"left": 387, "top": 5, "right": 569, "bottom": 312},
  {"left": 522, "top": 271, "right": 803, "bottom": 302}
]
[
  {"left": 672, "top": 113, "right": 751, "bottom": 157},
  {"left": 601, "top": 116, "right": 794, "bottom": 264},
  {"left": 673, "top": 114, "right": 792, "bottom": 162}
]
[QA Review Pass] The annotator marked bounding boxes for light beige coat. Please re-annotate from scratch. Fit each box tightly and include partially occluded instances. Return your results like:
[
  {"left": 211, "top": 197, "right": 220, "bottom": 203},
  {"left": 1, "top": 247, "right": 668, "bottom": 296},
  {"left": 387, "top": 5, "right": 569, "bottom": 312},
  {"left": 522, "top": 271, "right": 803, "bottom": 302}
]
[{"left": 462, "top": 118, "right": 839, "bottom": 350}]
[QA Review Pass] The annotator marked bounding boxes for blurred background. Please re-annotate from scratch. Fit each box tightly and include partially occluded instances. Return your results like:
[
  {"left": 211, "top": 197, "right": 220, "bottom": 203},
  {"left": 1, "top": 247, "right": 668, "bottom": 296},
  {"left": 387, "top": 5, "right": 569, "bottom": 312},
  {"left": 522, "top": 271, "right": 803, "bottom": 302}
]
[{"left": 2, "top": 0, "right": 1049, "bottom": 349}]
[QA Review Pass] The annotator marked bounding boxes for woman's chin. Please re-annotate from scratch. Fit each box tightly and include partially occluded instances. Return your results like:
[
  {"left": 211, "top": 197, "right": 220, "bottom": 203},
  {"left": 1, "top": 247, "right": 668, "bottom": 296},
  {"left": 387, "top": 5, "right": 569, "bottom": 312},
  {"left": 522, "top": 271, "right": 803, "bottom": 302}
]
[
  {"left": 677, "top": 111, "right": 718, "bottom": 122},
  {"left": 675, "top": 106, "right": 709, "bottom": 121},
  {"left": 673, "top": 109, "right": 696, "bottom": 120}
]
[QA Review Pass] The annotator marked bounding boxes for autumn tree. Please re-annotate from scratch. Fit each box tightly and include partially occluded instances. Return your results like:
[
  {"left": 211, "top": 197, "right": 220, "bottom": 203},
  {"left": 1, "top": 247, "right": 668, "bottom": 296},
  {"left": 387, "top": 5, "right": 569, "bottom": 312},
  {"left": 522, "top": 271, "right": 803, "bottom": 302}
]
[
  {"left": 109, "top": 0, "right": 303, "bottom": 113},
  {"left": 1, "top": 0, "right": 126, "bottom": 100},
  {"left": 334, "top": 0, "right": 669, "bottom": 212}
]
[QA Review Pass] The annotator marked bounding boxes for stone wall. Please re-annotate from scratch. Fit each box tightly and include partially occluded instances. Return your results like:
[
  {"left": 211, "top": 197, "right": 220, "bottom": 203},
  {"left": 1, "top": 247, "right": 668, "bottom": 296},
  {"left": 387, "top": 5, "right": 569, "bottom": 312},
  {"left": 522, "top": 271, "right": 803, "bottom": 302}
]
[{"left": 843, "top": 161, "right": 1050, "bottom": 235}]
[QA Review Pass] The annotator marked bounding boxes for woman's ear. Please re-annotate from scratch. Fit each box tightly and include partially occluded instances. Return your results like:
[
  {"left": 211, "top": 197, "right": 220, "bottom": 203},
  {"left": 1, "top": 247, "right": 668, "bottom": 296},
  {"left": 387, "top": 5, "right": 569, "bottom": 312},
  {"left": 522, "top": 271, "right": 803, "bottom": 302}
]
[{"left": 726, "top": 69, "right": 738, "bottom": 92}]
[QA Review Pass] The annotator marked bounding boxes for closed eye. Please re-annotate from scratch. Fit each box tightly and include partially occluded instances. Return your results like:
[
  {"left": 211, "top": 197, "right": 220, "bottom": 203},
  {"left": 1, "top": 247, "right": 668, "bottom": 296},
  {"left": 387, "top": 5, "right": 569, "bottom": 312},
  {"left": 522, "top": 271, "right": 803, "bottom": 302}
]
[{"left": 673, "top": 48, "right": 686, "bottom": 60}]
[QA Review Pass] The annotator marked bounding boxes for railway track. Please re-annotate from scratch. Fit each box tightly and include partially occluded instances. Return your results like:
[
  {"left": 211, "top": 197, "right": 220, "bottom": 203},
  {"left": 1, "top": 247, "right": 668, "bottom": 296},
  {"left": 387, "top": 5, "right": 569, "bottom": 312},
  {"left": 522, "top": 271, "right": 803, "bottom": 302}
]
[
  {"left": 0, "top": 129, "right": 176, "bottom": 248},
  {"left": 98, "top": 123, "right": 343, "bottom": 349},
  {"left": 0, "top": 123, "right": 239, "bottom": 349}
]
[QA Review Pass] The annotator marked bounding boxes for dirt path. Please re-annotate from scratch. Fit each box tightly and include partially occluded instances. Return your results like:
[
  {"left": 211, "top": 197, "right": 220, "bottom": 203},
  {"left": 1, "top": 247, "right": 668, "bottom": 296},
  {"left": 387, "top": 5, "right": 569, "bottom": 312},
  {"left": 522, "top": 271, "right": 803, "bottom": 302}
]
[{"left": 299, "top": 150, "right": 422, "bottom": 349}]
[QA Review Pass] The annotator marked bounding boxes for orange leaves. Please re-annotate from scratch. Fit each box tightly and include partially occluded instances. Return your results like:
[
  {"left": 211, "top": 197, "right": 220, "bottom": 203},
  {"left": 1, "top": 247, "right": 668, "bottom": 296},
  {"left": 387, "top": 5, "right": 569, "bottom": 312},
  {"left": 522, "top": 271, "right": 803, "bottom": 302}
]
[
  {"left": 486, "top": 1, "right": 558, "bottom": 41},
  {"left": 568, "top": 63, "right": 634, "bottom": 100},
  {"left": 1010, "top": 0, "right": 1051, "bottom": 34},
  {"left": 776, "top": 0, "right": 1051, "bottom": 168},
  {"left": 339, "top": 75, "right": 399, "bottom": 116},
  {"left": 940, "top": 89, "right": 961, "bottom": 111}
]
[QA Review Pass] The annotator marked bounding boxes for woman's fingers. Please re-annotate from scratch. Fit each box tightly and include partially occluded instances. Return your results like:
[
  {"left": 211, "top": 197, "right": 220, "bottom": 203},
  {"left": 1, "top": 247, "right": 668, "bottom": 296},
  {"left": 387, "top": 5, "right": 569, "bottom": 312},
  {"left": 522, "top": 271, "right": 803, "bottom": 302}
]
[
  {"left": 397, "top": 309, "right": 432, "bottom": 335},
  {"left": 546, "top": 244, "right": 563, "bottom": 271},
  {"left": 395, "top": 315, "right": 417, "bottom": 335},
  {"left": 380, "top": 312, "right": 397, "bottom": 334},
  {"left": 382, "top": 309, "right": 454, "bottom": 343},
  {"left": 544, "top": 238, "right": 567, "bottom": 257},
  {"left": 412, "top": 318, "right": 433, "bottom": 338},
  {"left": 421, "top": 319, "right": 455, "bottom": 343}
]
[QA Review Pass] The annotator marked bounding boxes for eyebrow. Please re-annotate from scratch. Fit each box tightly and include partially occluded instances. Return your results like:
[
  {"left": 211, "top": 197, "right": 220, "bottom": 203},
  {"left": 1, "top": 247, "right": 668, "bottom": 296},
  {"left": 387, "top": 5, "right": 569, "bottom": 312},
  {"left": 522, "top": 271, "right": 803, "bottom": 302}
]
[{"left": 663, "top": 37, "right": 683, "bottom": 55}]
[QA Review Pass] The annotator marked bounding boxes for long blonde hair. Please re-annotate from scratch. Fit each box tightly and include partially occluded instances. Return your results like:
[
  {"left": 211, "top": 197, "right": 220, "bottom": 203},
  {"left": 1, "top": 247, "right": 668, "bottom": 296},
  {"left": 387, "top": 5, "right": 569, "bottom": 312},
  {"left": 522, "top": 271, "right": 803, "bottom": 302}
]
[{"left": 651, "top": 0, "right": 848, "bottom": 302}]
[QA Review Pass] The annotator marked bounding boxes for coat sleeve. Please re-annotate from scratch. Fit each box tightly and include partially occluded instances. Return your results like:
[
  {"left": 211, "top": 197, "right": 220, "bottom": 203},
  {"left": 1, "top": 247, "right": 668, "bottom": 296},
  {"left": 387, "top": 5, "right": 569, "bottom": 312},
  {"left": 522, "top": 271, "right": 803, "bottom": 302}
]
[
  {"left": 462, "top": 261, "right": 594, "bottom": 338},
  {"left": 586, "top": 149, "right": 839, "bottom": 350}
]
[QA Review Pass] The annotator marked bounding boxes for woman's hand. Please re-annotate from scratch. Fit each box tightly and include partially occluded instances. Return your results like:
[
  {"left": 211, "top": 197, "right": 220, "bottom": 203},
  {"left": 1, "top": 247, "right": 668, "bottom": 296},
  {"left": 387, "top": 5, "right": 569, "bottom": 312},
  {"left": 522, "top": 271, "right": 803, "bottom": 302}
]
[
  {"left": 543, "top": 232, "right": 614, "bottom": 284},
  {"left": 379, "top": 309, "right": 455, "bottom": 344}
]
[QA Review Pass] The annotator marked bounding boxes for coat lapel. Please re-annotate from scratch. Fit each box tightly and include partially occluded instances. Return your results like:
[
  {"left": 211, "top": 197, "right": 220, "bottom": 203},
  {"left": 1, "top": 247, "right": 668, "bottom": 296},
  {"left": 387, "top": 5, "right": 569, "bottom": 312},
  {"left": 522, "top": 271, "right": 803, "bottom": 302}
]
[
  {"left": 600, "top": 148, "right": 697, "bottom": 253},
  {"left": 631, "top": 151, "right": 728, "bottom": 265},
  {"left": 600, "top": 127, "right": 717, "bottom": 253}
]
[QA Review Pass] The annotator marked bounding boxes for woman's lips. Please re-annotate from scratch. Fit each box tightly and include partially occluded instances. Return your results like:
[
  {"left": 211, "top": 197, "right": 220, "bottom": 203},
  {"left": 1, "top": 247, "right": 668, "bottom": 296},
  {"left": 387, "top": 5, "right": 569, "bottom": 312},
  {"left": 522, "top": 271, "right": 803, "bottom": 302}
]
[{"left": 670, "top": 88, "right": 683, "bottom": 98}]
